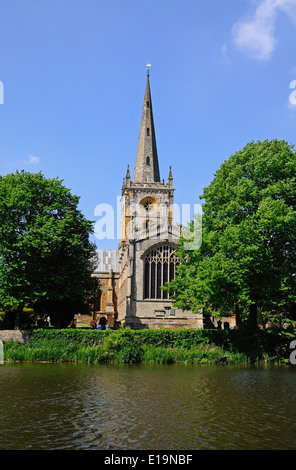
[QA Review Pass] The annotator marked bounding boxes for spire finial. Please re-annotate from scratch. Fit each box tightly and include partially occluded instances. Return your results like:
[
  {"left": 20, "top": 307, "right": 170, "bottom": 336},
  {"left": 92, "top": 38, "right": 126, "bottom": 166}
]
[{"left": 146, "top": 62, "right": 151, "bottom": 75}]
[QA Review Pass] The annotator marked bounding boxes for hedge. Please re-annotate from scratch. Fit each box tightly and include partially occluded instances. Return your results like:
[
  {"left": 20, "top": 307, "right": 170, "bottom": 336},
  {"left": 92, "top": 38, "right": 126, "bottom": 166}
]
[{"left": 2, "top": 327, "right": 295, "bottom": 365}]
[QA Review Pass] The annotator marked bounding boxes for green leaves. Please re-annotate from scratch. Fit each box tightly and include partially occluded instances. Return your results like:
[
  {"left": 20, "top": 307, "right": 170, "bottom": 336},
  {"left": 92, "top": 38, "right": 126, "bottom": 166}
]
[
  {"left": 0, "top": 171, "right": 98, "bottom": 323},
  {"left": 166, "top": 139, "right": 296, "bottom": 323}
]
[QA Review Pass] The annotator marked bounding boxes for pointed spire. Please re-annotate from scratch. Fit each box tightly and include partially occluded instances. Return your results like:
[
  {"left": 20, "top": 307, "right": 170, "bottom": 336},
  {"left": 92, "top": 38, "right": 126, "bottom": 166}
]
[{"left": 133, "top": 69, "right": 160, "bottom": 183}]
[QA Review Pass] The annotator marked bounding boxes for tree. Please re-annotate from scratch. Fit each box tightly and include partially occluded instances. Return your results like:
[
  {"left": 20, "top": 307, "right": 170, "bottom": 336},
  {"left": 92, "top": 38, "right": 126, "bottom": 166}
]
[
  {"left": 165, "top": 140, "right": 296, "bottom": 328},
  {"left": 0, "top": 171, "right": 98, "bottom": 328}
]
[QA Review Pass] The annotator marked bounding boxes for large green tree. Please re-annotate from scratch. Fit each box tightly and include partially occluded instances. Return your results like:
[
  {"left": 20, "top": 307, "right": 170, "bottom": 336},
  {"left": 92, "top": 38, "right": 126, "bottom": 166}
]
[
  {"left": 0, "top": 171, "right": 98, "bottom": 328},
  {"left": 166, "top": 140, "right": 296, "bottom": 328}
]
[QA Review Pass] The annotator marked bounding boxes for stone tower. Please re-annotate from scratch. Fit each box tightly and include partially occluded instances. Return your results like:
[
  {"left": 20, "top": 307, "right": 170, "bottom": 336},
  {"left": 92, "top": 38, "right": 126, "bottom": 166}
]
[
  {"left": 120, "top": 69, "right": 174, "bottom": 244},
  {"left": 118, "top": 68, "right": 203, "bottom": 329}
]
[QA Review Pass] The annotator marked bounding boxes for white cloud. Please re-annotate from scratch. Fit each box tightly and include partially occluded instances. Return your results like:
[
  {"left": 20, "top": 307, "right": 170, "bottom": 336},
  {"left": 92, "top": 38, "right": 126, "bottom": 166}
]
[
  {"left": 16, "top": 154, "right": 40, "bottom": 168},
  {"left": 221, "top": 44, "right": 230, "bottom": 62},
  {"left": 232, "top": 0, "right": 296, "bottom": 60},
  {"left": 289, "top": 79, "right": 296, "bottom": 107},
  {"left": 26, "top": 155, "right": 40, "bottom": 165}
]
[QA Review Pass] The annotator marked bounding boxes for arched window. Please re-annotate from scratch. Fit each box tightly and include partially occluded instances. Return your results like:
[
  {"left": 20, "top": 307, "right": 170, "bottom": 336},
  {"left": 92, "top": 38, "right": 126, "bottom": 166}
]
[
  {"left": 144, "top": 245, "right": 179, "bottom": 300},
  {"left": 146, "top": 156, "right": 150, "bottom": 165},
  {"left": 147, "top": 128, "right": 150, "bottom": 136}
]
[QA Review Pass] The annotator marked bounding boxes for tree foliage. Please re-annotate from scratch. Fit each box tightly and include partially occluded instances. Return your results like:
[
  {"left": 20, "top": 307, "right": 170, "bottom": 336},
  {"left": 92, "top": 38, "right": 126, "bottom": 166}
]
[
  {"left": 165, "top": 140, "right": 296, "bottom": 327},
  {"left": 0, "top": 171, "right": 98, "bottom": 327}
]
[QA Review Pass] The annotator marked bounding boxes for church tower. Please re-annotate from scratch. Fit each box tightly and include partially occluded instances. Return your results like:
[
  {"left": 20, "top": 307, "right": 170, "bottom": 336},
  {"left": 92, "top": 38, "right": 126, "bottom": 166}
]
[
  {"left": 118, "top": 67, "right": 203, "bottom": 329},
  {"left": 120, "top": 68, "right": 174, "bottom": 244}
]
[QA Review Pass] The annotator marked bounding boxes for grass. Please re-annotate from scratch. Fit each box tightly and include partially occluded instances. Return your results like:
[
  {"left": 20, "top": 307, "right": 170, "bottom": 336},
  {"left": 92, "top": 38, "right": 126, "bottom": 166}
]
[{"left": 2, "top": 327, "right": 294, "bottom": 365}]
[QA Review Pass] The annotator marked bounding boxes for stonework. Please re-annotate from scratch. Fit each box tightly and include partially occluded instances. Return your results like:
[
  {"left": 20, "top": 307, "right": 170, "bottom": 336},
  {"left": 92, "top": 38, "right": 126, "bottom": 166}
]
[
  {"left": 210, "top": 315, "right": 237, "bottom": 330},
  {"left": 92, "top": 71, "right": 236, "bottom": 330},
  {"left": 116, "top": 71, "right": 204, "bottom": 329},
  {"left": 0, "top": 330, "right": 30, "bottom": 344},
  {"left": 90, "top": 250, "right": 120, "bottom": 328}
]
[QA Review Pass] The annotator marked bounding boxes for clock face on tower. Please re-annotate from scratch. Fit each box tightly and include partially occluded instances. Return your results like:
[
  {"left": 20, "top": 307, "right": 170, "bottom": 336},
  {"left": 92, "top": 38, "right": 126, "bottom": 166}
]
[
  {"left": 140, "top": 196, "right": 157, "bottom": 213},
  {"left": 144, "top": 201, "right": 152, "bottom": 211}
]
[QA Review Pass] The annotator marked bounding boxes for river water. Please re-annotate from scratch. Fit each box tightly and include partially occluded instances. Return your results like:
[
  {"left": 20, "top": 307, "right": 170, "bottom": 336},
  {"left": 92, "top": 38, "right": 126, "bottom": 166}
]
[{"left": 0, "top": 362, "right": 295, "bottom": 450}]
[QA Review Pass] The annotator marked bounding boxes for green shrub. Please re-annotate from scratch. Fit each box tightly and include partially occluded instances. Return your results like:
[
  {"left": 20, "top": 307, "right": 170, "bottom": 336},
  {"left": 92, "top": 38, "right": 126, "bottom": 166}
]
[
  {"left": 103, "top": 328, "right": 142, "bottom": 363},
  {"left": 3, "top": 326, "right": 294, "bottom": 364}
]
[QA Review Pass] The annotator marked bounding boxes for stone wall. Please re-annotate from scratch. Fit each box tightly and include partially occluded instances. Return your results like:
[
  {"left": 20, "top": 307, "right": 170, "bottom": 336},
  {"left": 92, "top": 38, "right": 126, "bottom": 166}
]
[
  {"left": 91, "top": 270, "right": 119, "bottom": 327},
  {"left": 0, "top": 330, "right": 30, "bottom": 343}
]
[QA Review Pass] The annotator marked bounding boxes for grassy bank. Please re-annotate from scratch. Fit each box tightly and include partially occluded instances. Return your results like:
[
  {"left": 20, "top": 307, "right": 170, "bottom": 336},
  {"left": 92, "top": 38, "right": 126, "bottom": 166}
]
[{"left": 2, "top": 327, "right": 295, "bottom": 365}]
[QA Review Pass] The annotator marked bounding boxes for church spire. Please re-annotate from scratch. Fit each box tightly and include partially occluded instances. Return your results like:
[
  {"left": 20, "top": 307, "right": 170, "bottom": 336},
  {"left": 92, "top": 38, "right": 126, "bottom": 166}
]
[{"left": 133, "top": 67, "right": 160, "bottom": 183}]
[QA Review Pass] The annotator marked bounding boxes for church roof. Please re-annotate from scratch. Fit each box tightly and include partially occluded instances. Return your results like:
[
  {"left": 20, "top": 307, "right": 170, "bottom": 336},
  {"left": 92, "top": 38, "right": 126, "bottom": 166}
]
[{"left": 94, "top": 249, "right": 120, "bottom": 273}]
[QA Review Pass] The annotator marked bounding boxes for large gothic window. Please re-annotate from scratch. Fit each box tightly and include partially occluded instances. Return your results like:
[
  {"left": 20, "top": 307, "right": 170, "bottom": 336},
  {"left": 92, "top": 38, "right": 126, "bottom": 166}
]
[{"left": 144, "top": 245, "right": 179, "bottom": 300}]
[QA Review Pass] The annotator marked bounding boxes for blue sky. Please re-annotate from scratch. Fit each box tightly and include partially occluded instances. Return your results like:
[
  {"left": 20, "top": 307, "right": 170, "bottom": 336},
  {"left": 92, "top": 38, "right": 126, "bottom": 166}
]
[{"left": 0, "top": 0, "right": 295, "bottom": 249}]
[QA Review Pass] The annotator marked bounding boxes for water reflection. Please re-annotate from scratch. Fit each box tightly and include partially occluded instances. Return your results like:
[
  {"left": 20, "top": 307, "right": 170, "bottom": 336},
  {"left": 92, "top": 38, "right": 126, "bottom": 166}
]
[{"left": 0, "top": 363, "right": 295, "bottom": 450}]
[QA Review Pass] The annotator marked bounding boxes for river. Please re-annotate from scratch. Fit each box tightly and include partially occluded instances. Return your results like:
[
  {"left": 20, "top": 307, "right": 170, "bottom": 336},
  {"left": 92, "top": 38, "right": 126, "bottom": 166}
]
[{"left": 0, "top": 362, "right": 295, "bottom": 450}]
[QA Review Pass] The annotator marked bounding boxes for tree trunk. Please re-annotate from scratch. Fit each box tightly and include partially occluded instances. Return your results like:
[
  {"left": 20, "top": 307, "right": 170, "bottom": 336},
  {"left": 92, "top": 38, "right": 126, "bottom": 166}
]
[
  {"left": 234, "top": 303, "right": 242, "bottom": 328},
  {"left": 248, "top": 304, "right": 258, "bottom": 329},
  {"left": 290, "top": 303, "right": 296, "bottom": 321},
  {"left": 14, "top": 303, "right": 24, "bottom": 330}
]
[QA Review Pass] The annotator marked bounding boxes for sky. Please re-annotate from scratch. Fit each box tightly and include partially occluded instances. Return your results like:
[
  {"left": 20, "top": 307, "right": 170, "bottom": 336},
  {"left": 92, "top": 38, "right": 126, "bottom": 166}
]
[{"left": 0, "top": 0, "right": 296, "bottom": 249}]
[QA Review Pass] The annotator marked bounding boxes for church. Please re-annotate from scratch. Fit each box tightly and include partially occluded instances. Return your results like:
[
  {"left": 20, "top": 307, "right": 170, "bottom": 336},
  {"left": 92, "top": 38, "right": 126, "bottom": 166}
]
[{"left": 86, "top": 68, "right": 236, "bottom": 331}]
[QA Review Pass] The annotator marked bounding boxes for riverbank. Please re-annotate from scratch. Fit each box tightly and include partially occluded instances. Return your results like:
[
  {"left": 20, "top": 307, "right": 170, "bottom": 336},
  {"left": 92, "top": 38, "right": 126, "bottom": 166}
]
[{"left": 1, "top": 327, "right": 295, "bottom": 365}]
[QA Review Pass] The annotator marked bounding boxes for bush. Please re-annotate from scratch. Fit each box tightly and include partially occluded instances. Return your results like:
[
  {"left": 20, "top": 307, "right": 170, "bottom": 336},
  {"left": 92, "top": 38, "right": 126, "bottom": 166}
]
[
  {"left": 28, "top": 328, "right": 105, "bottom": 347},
  {"left": 3, "top": 327, "right": 294, "bottom": 364},
  {"left": 103, "top": 328, "right": 143, "bottom": 363}
]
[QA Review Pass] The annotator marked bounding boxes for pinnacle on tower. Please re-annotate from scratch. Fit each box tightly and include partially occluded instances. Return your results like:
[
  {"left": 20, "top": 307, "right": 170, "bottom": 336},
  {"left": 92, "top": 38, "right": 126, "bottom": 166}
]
[{"left": 125, "top": 164, "right": 131, "bottom": 187}]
